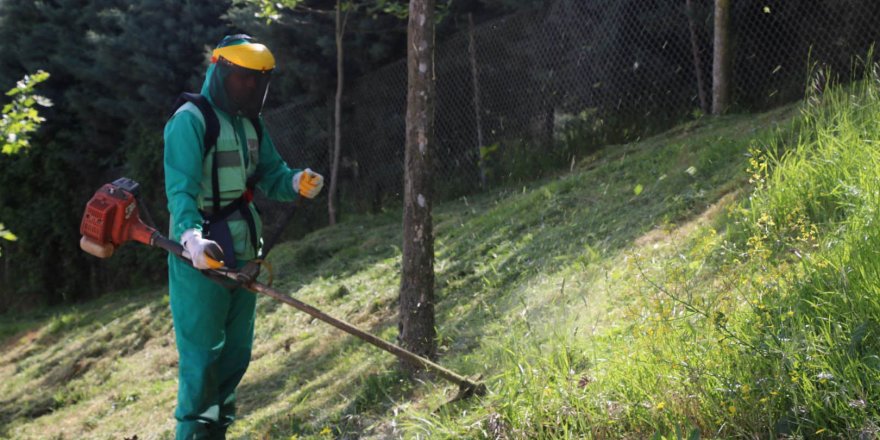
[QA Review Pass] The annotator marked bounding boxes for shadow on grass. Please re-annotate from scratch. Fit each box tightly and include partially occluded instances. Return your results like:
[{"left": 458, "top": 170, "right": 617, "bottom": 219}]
[
  {"left": 0, "top": 289, "right": 171, "bottom": 437},
  {"left": 234, "top": 318, "right": 420, "bottom": 438}
]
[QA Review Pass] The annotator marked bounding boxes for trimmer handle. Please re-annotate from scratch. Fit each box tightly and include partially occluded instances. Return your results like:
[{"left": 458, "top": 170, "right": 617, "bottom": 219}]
[
  {"left": 151, "top": 232, "right": 225, "bottom": 269},
  {"left": 151, "top": 233, "right": 185, "bottom": 258}
]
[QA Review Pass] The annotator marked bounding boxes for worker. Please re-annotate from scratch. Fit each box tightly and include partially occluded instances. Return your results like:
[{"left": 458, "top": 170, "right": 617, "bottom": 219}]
[{"left": 163, "top": 34, "right": 323, "bottom": 439}]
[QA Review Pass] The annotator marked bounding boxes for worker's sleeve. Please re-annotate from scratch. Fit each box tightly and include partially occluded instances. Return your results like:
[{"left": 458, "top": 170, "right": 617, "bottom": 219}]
[
  {"left": 164, "top": 110, "right": 205, "bottom": 241},
  {"left": 254, "top": 118, "right": 300, "bottom": 202}
]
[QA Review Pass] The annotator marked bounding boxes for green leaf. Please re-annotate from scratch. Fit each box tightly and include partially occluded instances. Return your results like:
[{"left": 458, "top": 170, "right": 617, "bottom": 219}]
[
  {"left": 0, "top": 224, "right": 17, "bottom": 241},
  {"left": 33, "top": 95, "right": 53, "bottom": 107},
  {"left": 2, "top": 70, "right": 50, "bottom": 156},
  {"left": 633, "top": 184, "right": 643, "bottom": 195},
  {"left": 479, "top": 143, "right": 499, "bottom": 160}
]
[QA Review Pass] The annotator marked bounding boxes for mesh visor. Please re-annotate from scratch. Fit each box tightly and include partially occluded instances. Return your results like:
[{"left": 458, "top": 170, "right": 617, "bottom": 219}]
[{"left": 211, "top": 57, "right": 272, "bottom": 118}]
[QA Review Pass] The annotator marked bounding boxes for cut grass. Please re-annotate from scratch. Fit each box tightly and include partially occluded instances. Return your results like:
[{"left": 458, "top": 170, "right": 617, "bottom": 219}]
[{"left": 0, "top": 104, "right": 798, "bottom": 439}]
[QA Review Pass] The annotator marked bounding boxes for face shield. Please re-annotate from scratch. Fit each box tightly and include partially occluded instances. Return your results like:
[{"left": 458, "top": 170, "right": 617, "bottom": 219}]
[
  {"left": 207, "top": 37, "right": 276, "bottom": 118},
  {"left": 209, "top": 57, "right": 272, "bottom": 118}
]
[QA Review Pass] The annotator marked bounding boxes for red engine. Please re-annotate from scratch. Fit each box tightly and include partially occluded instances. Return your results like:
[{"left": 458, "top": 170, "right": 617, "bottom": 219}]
[{"left": 79, "top": 178, "right": 157, "bottom": 258}]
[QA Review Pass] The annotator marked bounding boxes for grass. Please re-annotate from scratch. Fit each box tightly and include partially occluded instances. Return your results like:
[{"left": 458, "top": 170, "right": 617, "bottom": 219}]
[
  {"left": 405, "top": 75, "right": 880, "bottom": 438},
  {"left": 7, "top": 79, "right": 869, "bottom": 439}
]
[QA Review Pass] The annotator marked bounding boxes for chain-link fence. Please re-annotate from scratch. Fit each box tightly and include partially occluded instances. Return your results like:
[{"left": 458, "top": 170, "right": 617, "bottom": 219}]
[{"left": 263, "top": 0, "right": 880, "bottom": 222}]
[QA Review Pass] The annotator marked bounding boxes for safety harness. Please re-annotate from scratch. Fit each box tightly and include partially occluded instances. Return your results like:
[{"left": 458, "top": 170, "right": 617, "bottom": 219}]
[{"left": 170, "top": 92, "right": 262, "bottom": 260}]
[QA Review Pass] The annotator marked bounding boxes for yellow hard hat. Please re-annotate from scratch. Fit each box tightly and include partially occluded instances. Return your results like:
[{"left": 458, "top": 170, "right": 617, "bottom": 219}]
[{"left": 211, "top": 35, "right": 275, "bottom": 72}]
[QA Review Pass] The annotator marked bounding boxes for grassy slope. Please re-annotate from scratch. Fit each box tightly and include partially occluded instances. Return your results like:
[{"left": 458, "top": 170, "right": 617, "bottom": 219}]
[{"left": 0, "top": 105, "right": 797, "bottom": 440}]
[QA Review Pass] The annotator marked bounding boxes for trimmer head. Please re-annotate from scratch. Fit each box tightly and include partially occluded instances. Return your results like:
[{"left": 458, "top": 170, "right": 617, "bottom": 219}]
[{"left": 450, "top": 375, "right": 487, "bottom": 403}]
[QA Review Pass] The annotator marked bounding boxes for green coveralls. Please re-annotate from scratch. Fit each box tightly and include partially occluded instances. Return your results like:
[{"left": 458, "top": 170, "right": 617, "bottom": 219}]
[{"left": 164, "top": 64, "right": 299, "bottom": 440}]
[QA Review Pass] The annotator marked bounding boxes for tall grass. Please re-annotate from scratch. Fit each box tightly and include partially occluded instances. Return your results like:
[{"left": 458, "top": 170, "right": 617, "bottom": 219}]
[
  {"left": 725, "top": 67, "right": 880, "bottom": 437},
  {"left": 410, "top": 68, "right": 880, "bottom": 438}
]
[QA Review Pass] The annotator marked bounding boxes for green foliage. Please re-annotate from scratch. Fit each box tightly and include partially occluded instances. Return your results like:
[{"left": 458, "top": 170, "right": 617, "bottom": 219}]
[
  {"left": 0, "top": 224, "right": 15, "bottom": 241},
  {"left": 715, "top": 71, "right": 880, "bottom": 436},
  {"left": 245, "top": 0, "right": 301, "bottom": 23},
  {"left": 243, "top": 0, "right": 422, "bottom": 24},
  {"left": 0, "top": 70, "right": 50, "bottom": 253},
  {"left": 0, "top": 0, "right": 231, "bottom": 305},
  {"left": 370, "top": 0, "right": 408, "bottom": 20},
  {"left": 1, "top": 70, "right": 51, "bottom": 155}
]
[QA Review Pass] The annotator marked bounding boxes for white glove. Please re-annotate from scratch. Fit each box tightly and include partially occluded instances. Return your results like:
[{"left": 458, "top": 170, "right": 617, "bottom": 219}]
[
  {"left": 293, "top": 168, "right": 324, "bottom": 199},
  {"left": 181, "top": 229, "right": 224, "bottom": 270}
]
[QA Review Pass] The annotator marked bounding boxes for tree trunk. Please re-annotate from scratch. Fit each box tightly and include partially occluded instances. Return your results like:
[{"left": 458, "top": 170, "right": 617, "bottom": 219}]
[
  {"left": 1, "top": 242, "right": 8, "bottom": 309},
  {"left": 328, "top": 0, "right": 346, "bottom": 225},
  {"left": 399, "top": 0, "right": 437, "bottom": 372},
  {"left": 467, "top": 13, "right": 487, "bottom": 189},
  {"left": 712, "top": 0, "right": 731, "bottom": 115},
  {"left": 327, "top": 98, "right": 335, "bottom": 209},
  {"left": 686, "top": 0, "right": 709, "bottom": 114}
]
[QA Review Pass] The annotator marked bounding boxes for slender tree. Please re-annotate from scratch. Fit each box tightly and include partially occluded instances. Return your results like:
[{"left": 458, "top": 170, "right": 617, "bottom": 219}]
[
  {"left": 399, "top": 0, "right": 437, "bottom": 371},
  {"left": 328, "top": 0, "right": 350, "bottom": 225},
  {"left": 685, "top": 0, "right": 709, "bottom": 114},
  {"left": 712, "top": 0, "right": 731, "bottom": 115},
  {"left": 467, "top": 13, "right": 487, "bottom": 189},
  {"left": 244, "top": 0, "right": 406, "bottom": 225}
]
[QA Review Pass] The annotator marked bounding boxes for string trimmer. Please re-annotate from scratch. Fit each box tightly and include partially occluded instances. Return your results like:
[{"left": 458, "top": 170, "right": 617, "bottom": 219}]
[{"left": 78, "top": 177, "right": 485, "bottom": 400}]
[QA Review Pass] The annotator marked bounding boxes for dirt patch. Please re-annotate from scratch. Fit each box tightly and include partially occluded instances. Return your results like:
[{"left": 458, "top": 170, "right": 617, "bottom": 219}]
[
  {"left": 41, "top": 344, "right": 107, "bottom": 387},
  {"left": 634, "top": 191, "right": 737, "bottom": 248},
  {"left": 0, "top": 393, "right": 57, "bottom": 429},
  {"left": 0, "top": 328, "right": 39, "bottom": 351},
  {"left": 0, "top": 328, "right": 42, "bottom": 364}
]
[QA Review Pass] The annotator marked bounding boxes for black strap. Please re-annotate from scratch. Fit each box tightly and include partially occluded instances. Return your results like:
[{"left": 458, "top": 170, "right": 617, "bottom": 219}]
[
  {"left": 250, "top": 117, "right": 263, "bottom": 145},
  {"left": 212, "top": 150, "right": 221, "bottom": 214},
  {"left": 200, "top": 195, "right": 259, "bottom": 256},
  {"left": 171, "top": 93, "right": 219, "bottom": 159},
  {"left": 170, "top": 93, "right": 222, "bottom": 213}
]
